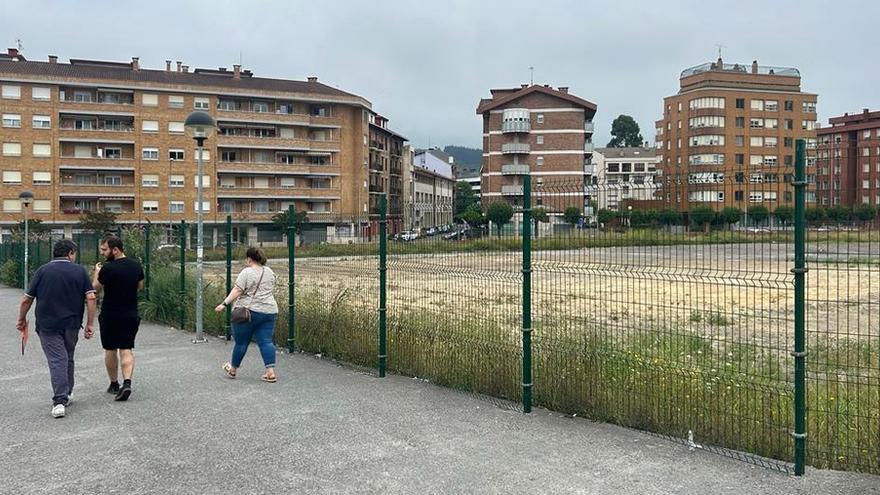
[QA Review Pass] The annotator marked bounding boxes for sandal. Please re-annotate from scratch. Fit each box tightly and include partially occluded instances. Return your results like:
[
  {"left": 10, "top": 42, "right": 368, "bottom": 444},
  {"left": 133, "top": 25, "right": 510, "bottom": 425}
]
[
  {"left": 261, "top": 370, "right": 277, "bottom": 383},
  {"left": 223, "top": 363, "right": 237, "bottom": 379}
]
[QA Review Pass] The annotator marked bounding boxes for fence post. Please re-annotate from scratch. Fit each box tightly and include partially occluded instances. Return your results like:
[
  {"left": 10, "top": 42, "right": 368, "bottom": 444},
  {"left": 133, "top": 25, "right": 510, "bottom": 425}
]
[
  {"left": 792, "top": 138, "right": 808, "bottom": 476},
  {"left": 75, "top": 233, "right": 81, "bottom": 264},
  {"left": 94, "top": 232, "right": 100, "bottom": 265},
  {"left": 378, "top": 195, "right": 388, "bottom": 378},
  {"left": 179, "top": 220, "right": 187, "bottom": 331},
  {"left": 225, "top": 215, "right": 232, "bottom": 341},
  {"left": 144, "top": 221, "right": 151, "bottom": 300},
  {"left": 287, "top": 205, "right": 296, "bottom": 353},
  {"left": 522, "top": 174, "right": 533, "bottom": 414}
]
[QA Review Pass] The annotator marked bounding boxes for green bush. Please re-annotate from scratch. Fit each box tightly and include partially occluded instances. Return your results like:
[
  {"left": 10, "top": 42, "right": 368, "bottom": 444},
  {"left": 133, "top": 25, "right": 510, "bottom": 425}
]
[{"left": 0, "top": 259, "right": 21, "bottom": 287}]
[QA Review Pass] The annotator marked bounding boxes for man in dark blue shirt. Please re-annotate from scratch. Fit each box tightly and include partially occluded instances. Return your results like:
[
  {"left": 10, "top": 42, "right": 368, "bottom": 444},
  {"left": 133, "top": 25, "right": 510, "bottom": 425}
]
[{"left": 16, "top": 239, "right": 96, "bottom": 418}]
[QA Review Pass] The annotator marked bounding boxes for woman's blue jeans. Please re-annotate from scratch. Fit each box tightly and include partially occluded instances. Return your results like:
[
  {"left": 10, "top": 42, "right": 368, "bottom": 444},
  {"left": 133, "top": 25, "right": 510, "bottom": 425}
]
[{"left": 231, "top": 311, "right": 277, "bottom": 369}]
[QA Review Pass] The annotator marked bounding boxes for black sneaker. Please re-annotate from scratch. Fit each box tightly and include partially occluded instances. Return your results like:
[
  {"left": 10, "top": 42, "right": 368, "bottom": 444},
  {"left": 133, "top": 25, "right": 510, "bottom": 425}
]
[
  {"left": 107, "top": 382, "right": 120, "bottom": 394},
  {"left": 114, "top": 383, "right": 131, "bottom": 402}
]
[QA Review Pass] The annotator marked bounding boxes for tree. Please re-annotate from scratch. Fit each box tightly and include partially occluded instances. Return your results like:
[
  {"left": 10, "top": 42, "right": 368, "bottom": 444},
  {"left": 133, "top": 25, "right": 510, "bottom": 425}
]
[
  {"left": 11, "top": 219, "right": 50, "bottom": 241},
  {"left": 774, "top": 205, "right": 794, "bottom": 227},
  {"left": 805, "top": 206, "right": 826, "bottom": 226},
  {"left": 606, "top": 115, "right": 645, "bottom": 148},
  {"left": 690, "top": 206, "right": 716, "bottom": 232},
  {"left": 658, "top": 208, "right": 682, "bottom": 227},
  {"left": 826, "top": 205, "right": 852, "bottom": 225},
  {"left": 747, "top": 205, "right": 769, "bottom": 226},
  {"left": 485, "top": 201, "right": 514, "bottom": 236},
  {"left": 629, "top": 209, "right": 647, "bottom": 228},
  {"left": 595, "top": 209, "right": 615, "bottom": 227},
  {"left": 454, "top": 181, "right": 478, "bottom": 219},
  {"left": 460, "top": 203, "right": 484, "bottom": 226},
  {"left": 271, "top": 209, "right": 309, "bottom": 236},
  {"left": 78, "top": 210, "right": 118, "bottom": 234},
  {"left": 720, "top": 207, "right": 743, "bottom": 229},
  {"left": 854, "top": 203, "right": 876, "bottom": 225},
  {"left": 564, "top": 206, "right": 583, "bottom": 227},
  {"left": 530, "top": 207, "right": 548, "bottom": 239}
]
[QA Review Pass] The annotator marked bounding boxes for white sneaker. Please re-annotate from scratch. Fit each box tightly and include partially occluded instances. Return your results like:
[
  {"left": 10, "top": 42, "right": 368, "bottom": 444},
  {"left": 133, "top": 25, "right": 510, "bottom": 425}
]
[{"left": 51, "top": 404, "right": 66, "bottom": 418}]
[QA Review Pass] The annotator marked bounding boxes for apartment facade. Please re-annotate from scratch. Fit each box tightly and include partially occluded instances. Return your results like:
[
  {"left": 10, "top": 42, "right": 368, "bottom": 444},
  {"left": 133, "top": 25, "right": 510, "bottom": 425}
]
[
  {"left": 592, "top": 147, "right": 659, "bottom": 211},
  {"left": 477, "top": 84, "right": 597, "bottom": 215},
  {"left": 816, "top": 109, "right": 880, "bottom": 208},
  {"left": 0, "top": 50, "right": 404, "bottom": 244},
  {"left": 368, "top": 113, "right": 406, "bottom": 234},
  {"left": 407, "top": 149, "right": 454, "bottom": 230},
  {"left": 655, "top": 58, "right": 818, "bottom": 212}
]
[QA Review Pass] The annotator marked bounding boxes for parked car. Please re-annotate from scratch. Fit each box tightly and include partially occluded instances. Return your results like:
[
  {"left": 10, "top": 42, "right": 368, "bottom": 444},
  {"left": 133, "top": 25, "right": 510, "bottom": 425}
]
[
  {"left": 426, "top": 227, "right": 438, "bottom": 236},
  {"left": 400, "top": 231, "right": 419, "bottom": 242}
]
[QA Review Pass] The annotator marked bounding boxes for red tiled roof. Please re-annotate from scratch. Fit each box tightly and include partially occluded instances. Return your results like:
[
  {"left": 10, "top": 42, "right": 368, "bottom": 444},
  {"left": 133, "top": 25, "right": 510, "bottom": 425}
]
[
  {"left": 476, "top": 84, "right": 597, "bottom": 114},
  {"left": 0, "top": 59, "right": 369, "bottom": 105}
]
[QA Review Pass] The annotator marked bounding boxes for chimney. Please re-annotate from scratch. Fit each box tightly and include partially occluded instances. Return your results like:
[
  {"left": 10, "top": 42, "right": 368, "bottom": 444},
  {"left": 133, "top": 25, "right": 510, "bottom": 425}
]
[
  {"left": 176, "top": 61, "right": 182, "bottom": 72},
  {"left": 131, "top": 57, "right": 140, "bottom": 71},
  {"left": 181, "top": 65, "right": 189, "bottom": 73},
  {"left": 751, "top": 60, "right": 758, "bottom": 74},
  {"left": 307, "top": 76, "right": 318, "bottom": 83},
  {"left": 7, "top": 48, "right": 18, "bottom": 59},
  {"left": 48, "top": 55, "right": 58, "bottom": 64},
  {"left": 520, "top": 84, "right": 528, "bottom": 88},
  {"left": 558, "top": 86, "right": 569, "bottom": 93},
  {"left": 448, "top": 155, "right": 454, "bottom": 164},
  {"left": 865, "top": 108, "right": 870, "bottom": 115},
  {"left": 165, "top": 60, "right": 171, "bottom": 71},
  {"left": 543, "top": 84, "right": 550, "bottom": 88},
  {"left": 233, "top": 64, "right": 241, "bottom": 79}
]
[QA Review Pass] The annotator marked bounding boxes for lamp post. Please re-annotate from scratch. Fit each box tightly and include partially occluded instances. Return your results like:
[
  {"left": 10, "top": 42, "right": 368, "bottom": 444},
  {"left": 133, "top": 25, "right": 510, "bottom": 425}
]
[
  {"left": 19, "top": 191, "right": 33, "bottom": 291},
  {"left": 627, "top": 205, "right": 633, "bottom": 229},
  {"left": 184, "top": 111, "right": 215, "bottom": 344}
]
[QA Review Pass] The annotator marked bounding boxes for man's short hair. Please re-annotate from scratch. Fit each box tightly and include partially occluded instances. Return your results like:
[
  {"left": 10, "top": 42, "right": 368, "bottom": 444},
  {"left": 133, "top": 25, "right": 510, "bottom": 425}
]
[
  {"left": 53, "top": 239, "right": 78, "bottom": 258},
  {"left": 101, "top": 235, "right": 124, "bottom": 252}
]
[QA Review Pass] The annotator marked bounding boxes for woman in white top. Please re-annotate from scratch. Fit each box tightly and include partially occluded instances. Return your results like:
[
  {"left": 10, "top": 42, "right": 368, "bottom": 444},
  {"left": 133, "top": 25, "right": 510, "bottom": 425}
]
[{"left": 215, "top": 247, "right": 279, "bottom": 382}]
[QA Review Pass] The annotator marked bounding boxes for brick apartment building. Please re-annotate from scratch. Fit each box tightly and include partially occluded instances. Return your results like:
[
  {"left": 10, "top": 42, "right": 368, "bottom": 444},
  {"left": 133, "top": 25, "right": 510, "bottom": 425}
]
[
  {"left": 816, "top": 109, "right": 880, "bottom": 208},
  {"left": 655, "top": 58, "right": 818, "bottom": 213},
  {"left": 0, "top": 49, "right": 405, "bottom": 244},
  {"left": 476, "top": 84, "right": 597, "bottom": 218}
]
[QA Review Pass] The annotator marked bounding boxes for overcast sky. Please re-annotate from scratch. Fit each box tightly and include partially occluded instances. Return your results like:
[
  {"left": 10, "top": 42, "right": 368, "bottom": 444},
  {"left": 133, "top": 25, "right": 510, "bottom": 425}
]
[{"left": 4, "top": 1, "right": 878, "bottom": 149}]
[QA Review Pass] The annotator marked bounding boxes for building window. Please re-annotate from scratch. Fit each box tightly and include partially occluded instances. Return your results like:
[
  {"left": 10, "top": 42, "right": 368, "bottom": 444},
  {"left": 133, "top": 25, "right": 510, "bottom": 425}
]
[
  {"left": 31, "top": 87, "right": 51, "bottom": 101},
  {"left": 536, "top": 135, "right": 544, "bottom": 145},
  {"left": 2, "top": 142, "right": 22, "bottom": 156},
  {"left": 536, "top": 114, "right": 544, "bottom": 124},
  {"left": 32, "top": 115, "right": 51, "bottom": 129},
  {"left": 169, "top": 175, "right": 185, "bottom": 187},
  {"left": 142, "top": 148, "right": 159, "bottom": 160},
  {"left": 784, "top": 137, "right": 793, "bottom": 148},
  {"left": 803, "top": 101, "right": 816, "bottom": 113},
  {"left": 750, "top": 100, "right": 764, "bottom": 111},
  {"left": 536, "top": 156, "right": 544, "bottom": 166},
  {"left": 765, "top": 100, "right": 778, "bottom": 111},
  {"left": 785, "top": 155, "right": 793, "bottom": 166},
  {"left": 735, "top": 117, "right": 745, "bottom": 128},
  {"left": 142, "top": 200, "right": 159, "bottom": 213},
  {"left": 253, "top": 102, "right": 270, "bottom": 113},
  {"left": 764, "top": 156, "right": 778, "bottom": 167},
  {"left": 735, "top": 98, "right": 745, "bottom": 109},
  {"left": 142, "top": 93, "right": 159, "bottom": 106},
  {"left": 142, "top": 174, "right": 159, "bottom": 187},
  {"left": 750, "top": 118, "right": 764, "bottom": 129},
  {"left": 195, "top": 150, "right": 210, "bottom": 161},
  {"left": 3, "top": 199, "right": 22, "bottom": 212},
  {"left": 785, "top": 119, "right": 793, "bottom": 130},
  {"left": 784, "top": 100, "right": 794, "bottom": 111},
  {"left": 802, "top": 120, "right": 815, "bottom": 131},
  {"left": 194, "top": 175, "right": 211, "bottom": 187},
  {"left": 688, "top": 116, "right": 725, "bottom": 128},
  {"left": 33, "top": 171, "right": 52, "bottom": 185},
  {"left": 735, "top": 154, "right": 744, "bottom": 165},
  {"left": 142, "top": 120, "right": 159, "bottom": 132},
  {"left": 169, "top": 149, "right": 185, "bottom": 161},
  {"left": 168, "top": 95, "right": 184, "bottom": 108},
  {"left": 864, "top": 148, "right": 871, "bottom": 157},
  {"left": 750, "top": 136, "right": 764, "bottom": 147},
  {"left": 168, "top": 122, "right": 185, "bottom": 134},
  {"left": 2, "top": 171, "right": 22, "bottom": 184},
  {"left": 104, "top": 148, "right": 122, "bottom": 159},
  {"left": 222, "top": 151, "right": 237, "bottom": 162},
  {"left": 170, "top": 201, "right": 184, "bottom": 213},
  {"left": 194, "top": 97, "right": 210, "bottom": 110},
  {"left": 689, "top": 97, "right": 725, "bottom": 110},
  {"left": 690, "top": 135, "right": 724, "bottom": 146},
  {"left": 1, "top": 85, "right": 21, "bottom": 99},
  {"left": 2, "top": 114, "right": 21, "bottom": 128},
  {"left": 32, "top": 144, "right": 52, "bottom": 157},
  {"left": 194, "top": 201, "right": 211, "bottom": 212},
  {"left": 32, "top": 199, "right": 51, "bottom": 212}
]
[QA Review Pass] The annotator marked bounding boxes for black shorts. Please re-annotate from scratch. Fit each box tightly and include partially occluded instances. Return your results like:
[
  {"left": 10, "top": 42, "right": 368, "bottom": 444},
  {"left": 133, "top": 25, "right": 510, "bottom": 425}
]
[{"left": 99, "top": 313, "right": 141, "bottom": 350}]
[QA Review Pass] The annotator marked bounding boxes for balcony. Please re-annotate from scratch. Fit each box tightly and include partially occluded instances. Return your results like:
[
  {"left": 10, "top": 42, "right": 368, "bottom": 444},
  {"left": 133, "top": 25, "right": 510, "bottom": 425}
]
[
  {"left": 584, "top": 164, "right": 596, "bottom": 174},
  {"left": 502, "top": 121, "right": 530, "bottom": 133},
  {"left": 217, "top": 134, "right": 311, "bottom": 150},
  {"left": 501, "top": 164, "right": 530, "bottom": 175},
  {"left": 584, "top": 142, "right": 595, "bottom": 153},
  {"left": 584, "top": 121, "right": 595, "bottom": 133},
  {"left": 501, "top": 143, "right": 530, "bottom": 154},
  {"left": 501, "top": 185, "right": 524, "bottom": 196}
]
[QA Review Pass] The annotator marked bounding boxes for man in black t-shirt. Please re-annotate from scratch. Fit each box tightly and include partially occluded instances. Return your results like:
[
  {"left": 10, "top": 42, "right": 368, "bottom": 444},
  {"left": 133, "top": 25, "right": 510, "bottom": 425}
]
[{"left": 93, "top": 236, "right": 144, "bottom": 402}]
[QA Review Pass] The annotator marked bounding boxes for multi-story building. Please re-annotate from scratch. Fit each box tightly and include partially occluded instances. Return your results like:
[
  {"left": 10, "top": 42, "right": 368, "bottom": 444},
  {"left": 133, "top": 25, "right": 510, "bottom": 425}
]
[
  {"left": 407, "top": 148, "right": 454, "bottom": 230},
  {"left": 655, "top": 58, "right": 818, "bottom": 213},
  {"left": 816, "top": 109, "right": 880, "bottom": 208},
  {"left": 592, "top": 147, "right": 659, "bottom": 211},
  {"left": 476, "top": 84, "right": 597, "bottom": 217},
  {"left": 0, "top": 50, "right": 405, "bottom": 244},
  {"left": 367, "top": 113, "right": 406, "bottom": 234}
]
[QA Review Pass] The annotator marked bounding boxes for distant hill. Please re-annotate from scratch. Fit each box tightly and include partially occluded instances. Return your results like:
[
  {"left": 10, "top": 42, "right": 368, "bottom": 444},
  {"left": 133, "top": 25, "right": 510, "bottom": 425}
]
[{"left": 443, "top": 145, "right": 481, "bottom": 174}]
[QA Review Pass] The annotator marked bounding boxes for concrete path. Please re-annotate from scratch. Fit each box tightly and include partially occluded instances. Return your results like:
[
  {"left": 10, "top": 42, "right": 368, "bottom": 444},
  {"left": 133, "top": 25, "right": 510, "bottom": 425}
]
[{"left": 1, "top": 286, "right": 877, "bottom": 494}]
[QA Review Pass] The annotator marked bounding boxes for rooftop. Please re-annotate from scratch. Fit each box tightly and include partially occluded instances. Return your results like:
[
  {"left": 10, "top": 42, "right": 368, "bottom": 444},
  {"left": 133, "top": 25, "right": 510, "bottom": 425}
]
[
  {"left": 476, "top": 84, "right": 597, "bottom": 114},
  {"left": 594, "top": 147, "right": 657, "bottom": 159},
  {"left": 681, "top": 59, "right": 800, "bottom": 79}
]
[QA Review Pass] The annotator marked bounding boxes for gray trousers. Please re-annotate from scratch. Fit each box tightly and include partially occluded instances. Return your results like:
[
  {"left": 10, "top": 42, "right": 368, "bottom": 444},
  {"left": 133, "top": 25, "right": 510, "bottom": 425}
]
[{"left": 36, "top": 327, "right": 79, "bottom": 406}]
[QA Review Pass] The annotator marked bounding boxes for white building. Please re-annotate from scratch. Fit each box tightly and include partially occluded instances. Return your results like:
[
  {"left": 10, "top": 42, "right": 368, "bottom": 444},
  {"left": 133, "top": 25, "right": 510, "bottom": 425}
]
[
  {"left": 407, "top": 149, "right": 455, "bottom": 230},
  {"left": 593, "top": 147, "right": 660, "bottom": 210}
]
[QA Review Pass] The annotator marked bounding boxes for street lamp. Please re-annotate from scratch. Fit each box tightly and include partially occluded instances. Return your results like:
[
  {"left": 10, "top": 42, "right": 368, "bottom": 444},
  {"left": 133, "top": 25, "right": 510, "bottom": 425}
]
[
  {"left": 184, "top": 111, "right": 215, "bottom": 344},
  {"left": 627, "top": 205, "right": 633, "bottom": 229},
  {"left": 19, "top": 191, "right": 33, "bottom": 291}
]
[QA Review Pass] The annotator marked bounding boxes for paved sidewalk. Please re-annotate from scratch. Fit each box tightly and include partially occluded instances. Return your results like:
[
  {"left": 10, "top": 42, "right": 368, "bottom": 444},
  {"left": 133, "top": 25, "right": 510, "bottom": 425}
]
[{"left": 1, "top": 286, "right": 877, "bottom": 494}]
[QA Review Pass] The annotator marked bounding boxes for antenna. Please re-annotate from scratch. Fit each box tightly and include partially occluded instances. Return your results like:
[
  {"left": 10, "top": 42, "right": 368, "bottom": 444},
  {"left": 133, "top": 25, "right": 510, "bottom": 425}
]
[
  {"left": 529, "top": 66, "right": 534, "bottom": 85},
  {"left": 15, "top": 38, "right": 22, "bottom": 52},
  {"left": 239, "top": 50, "right": 242, "bottom": 66},
  {"left": 714, "top": 44, "right": 726, "bottom": 59}
]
